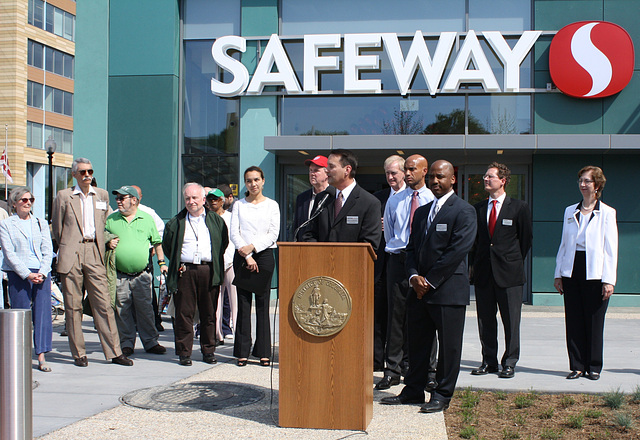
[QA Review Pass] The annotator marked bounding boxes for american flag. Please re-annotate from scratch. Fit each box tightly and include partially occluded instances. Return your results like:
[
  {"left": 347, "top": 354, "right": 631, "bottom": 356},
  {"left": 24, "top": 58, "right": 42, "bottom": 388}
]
[{"left": 0, "top": 147, "right": 13, "bottom": 183}]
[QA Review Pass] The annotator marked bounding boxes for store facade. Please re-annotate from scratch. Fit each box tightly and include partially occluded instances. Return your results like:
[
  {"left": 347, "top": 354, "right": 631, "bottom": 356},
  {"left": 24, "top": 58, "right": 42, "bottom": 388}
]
[{"left": 75, "top": 0, "right": 640, "bottom": 305}]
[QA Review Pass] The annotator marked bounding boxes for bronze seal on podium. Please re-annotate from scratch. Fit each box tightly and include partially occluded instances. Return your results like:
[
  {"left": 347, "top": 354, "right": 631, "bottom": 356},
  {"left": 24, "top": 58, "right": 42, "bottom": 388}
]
[{"left": 292, "top": 276, "right": 352, "bottom": 337}]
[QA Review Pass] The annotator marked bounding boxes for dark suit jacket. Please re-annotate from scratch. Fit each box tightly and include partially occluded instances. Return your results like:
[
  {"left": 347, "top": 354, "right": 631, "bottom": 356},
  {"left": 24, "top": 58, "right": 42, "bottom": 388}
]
[
  {"left": 303, "top": 183, "right": 382, "bottom": 254},
  {"left": 405, "top": 193, "right": 477, "bottom": 306},
  {"left": 373, "top": 188, "right": 392, "bottom": 275},
  {"left": 293, "top": 186, "right": 335, "bottom": 241},
  {"left": 470, "top": 197, "right": 532, "bottom": 288}
]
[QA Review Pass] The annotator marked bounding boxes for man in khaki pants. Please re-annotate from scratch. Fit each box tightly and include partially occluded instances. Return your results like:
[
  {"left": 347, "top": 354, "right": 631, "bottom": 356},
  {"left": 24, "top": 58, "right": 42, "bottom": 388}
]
[{"left": 51, "top": 157, "right": 132, "bottom": 367}]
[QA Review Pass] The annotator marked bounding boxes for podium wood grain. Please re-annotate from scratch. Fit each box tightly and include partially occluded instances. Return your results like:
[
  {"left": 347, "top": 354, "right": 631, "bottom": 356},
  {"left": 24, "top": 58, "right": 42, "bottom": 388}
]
[{"left": 278, "top": 242, "right": 375, "bottom": 430}]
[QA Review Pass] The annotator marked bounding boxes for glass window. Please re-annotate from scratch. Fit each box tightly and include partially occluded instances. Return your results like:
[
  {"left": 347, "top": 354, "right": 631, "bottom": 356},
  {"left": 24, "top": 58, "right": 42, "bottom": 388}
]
[
  {"left": 64, "top": 54, "right": 74, "bottom": 79},
  {"left": 64, "top": 12, "right": 74, "bottom": 41},
  {"left": 183, "top": 40, "right": 240, "bottom": 187},
  {"left": 53, "top": 89, "right": 63, "bottom": 114},
  {"left": 27, "top": 121, "right": 43, "bottom": 149},
  {"left": 282, "top": 0, "right": 465, "bottom": 34},
  {"left": 28, "top": 81, "right": 43, "bottom": 109},
  {"left": 468, "top": 95, "right": 531, "bottom": 134},
  {"left": 53, "top": 8, "right": 64, "bottom": 37},
  {"left": 63, "top": 91, "right": 73, "bottom": 116},
  {"left": 29, "top": 0, "right": 44, "bottom": 29},
  {"left": 54, "top": 50, "right": 63, "bottom": 75},
  {"left": 45, "top": 47, "right": 54, "bottom": 72},
  {"left": 45, "top": 3, "right": 54, "bottom": 33},
  {"left": 469, "top": 0, "right": 531, "bottom": 32},
  {"left": 183, "top": 0, "right": 240, "bottom": 40},
  {"left": 28, "top": 40, "right": 44, "bottom": 69},
  {"left": 281, "top": 95, "right": 467, "bottom": 135},
  {"left": 62, "top": 129, "right": 73, "bottom": 154}
]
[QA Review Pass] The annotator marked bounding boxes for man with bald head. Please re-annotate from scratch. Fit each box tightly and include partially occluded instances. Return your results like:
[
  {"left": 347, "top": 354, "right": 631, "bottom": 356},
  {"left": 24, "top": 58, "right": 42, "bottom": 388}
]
[
  {"left": 376, "top": 155, "right": 433, "bottom": 390},
  {"left": 382, "top": 160, "right": 476, "bottom": 414}
]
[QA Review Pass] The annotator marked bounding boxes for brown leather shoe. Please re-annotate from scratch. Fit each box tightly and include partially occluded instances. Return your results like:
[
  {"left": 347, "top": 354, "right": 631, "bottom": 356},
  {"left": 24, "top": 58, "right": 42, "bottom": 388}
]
[
  {"left": 112, "top": 354, "right": 133, "bottom": 366},
  {"left": 73, "top": 356, "right": 88, "bottom": 367},
  {"left": 145, "top": 344, "right": 166, "bottom": 355}
]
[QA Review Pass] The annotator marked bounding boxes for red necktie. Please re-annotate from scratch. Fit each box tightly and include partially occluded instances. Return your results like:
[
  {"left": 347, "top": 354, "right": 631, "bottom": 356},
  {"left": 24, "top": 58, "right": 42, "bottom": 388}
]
[
  {"left": 488, "top": 200, "right": 498, "bottom": 237},
  {"left": 409, "top": 191, "right": 419, "bottom": 232},
  {"left": 334, "top": 191, "right": 343, "bottom": 219}
]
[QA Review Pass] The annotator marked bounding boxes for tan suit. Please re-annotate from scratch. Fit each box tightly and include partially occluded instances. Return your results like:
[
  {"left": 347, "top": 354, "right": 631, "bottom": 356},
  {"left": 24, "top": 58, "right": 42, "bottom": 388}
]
[{"left": 52, "top": 186, "right": 122, "bottom": 360}]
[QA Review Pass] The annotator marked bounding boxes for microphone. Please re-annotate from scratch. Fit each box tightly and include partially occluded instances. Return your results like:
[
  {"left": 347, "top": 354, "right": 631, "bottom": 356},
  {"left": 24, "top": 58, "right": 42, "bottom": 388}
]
[{"left": 293, "top": 191, "right": 331, "bottom": 242}]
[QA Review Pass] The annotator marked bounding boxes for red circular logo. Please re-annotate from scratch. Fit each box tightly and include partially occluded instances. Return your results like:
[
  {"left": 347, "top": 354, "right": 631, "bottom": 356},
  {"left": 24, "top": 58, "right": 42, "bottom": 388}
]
[{"left": 549, "top": 21, "right": 634, "bottom": 98}]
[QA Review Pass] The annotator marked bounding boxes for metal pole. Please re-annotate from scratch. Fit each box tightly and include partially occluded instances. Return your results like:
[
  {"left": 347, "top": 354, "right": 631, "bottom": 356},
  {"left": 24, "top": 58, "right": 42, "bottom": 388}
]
[
  {"left": 0, "top": 310, "right": 33, "bottom": 440},
  {"left": 47, "top": 150, "right": 54, "bottom": 221}
]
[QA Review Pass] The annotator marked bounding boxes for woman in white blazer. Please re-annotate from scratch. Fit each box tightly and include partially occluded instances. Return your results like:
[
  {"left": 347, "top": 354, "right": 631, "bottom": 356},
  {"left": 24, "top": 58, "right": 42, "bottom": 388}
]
[
  {"left": 554, "top": 166, "right": 618, "bottom": 381},
  {"left": 0, "top": 187, "right": 54, "bottom": 372}
]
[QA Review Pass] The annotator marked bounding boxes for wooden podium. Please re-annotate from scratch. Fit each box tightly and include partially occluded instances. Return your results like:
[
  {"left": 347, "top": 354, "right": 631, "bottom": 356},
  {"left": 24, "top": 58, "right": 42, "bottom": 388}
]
[{"left": 278, "top": 242, "right": 375, "bottom": 431}]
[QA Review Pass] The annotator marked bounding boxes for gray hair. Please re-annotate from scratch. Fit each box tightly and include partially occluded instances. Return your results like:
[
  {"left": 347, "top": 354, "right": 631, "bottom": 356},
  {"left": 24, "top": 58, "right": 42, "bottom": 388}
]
[
  {"left": 384, "top": 155, "right": 405, "bottom": 171},
  {"left": 8, "top": 186, "right": 32, "bottom": 214},
  {"left": 182, "top": 182, "right": 205, "bottom": 198},
  {"left": 72, "top": 157, "right": 92, "bottom": 173}
]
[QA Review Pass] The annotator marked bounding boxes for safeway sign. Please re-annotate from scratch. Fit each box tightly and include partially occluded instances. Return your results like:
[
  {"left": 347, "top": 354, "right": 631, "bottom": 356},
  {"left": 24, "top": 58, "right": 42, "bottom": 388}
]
[{"left": 210, "top": 23, "right": 634, "bottom": 99}]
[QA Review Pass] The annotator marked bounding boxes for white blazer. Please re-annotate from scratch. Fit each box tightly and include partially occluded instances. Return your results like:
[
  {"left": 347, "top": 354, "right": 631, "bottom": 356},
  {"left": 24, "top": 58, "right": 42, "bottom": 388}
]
[{"left": 554, "top": 200, "right": 618, "bottom": 285}]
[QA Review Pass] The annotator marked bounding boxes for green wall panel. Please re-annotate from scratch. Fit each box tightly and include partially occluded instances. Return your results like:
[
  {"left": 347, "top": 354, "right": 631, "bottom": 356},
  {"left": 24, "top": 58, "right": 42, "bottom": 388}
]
[
  {"left": 616, "top": 223, "right": 640, "bottom": 293},
  {"left": 241, "top": 0, "right": 278, "bottom": 36},
  {"left": 74, "top": 1, "right": 110, "bottom": 186},
  {"left": 531, "top": 221, "right": 562, "bottom": 293},
  {"left": 534, "top": 0, "right": 603, "bottom": 29},
  {"left": 534, "top": 82, "right": 604, "bottom": 134},
  {"left": 602, "top": 73, "right": 640, "bottom": 134},
  {"left": 532, "top": 154, "right": 603, "bottom": 221},
  {"left": 109, "top": 0, "right": 179, "bottom": 76},
  {"left": 602, "top": 155, "right": 640, "bottom": 221},
  {"left": 107, "top": 75, "right": 179, "bottom": 220}
]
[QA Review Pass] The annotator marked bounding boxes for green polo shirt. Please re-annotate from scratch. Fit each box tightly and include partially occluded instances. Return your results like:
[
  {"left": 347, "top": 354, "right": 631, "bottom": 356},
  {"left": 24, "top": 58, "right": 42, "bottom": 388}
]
[{"left": 105, "top": 209, "right": 161, "bottom": 274}]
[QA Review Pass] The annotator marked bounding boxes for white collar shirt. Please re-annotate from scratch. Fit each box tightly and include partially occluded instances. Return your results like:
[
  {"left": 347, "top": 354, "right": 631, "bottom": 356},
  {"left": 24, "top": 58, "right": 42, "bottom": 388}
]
[
  {"left": 73, "top": 185, "right": 97, "bottom": 239},
  {"left": 335, "top": 179, "right": 357, "bottom": 208},
  {"left": 486, "top": 192, "right": 507, "bottom": 223},
  {"left": 181, "top": 212, "right": 212, "bottom": 263}
]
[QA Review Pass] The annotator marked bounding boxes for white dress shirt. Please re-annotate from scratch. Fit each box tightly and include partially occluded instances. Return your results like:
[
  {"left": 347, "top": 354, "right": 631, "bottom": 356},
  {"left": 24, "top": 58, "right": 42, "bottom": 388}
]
[
  {"left": 230, "top": 198, "right": 280, "bottom": 260},
  {"left": 181, "top": 212, "right": 212, "bottom": 263},
  {"left": 73, "top": 185, "right": 97, "bottom": 239},
  {"left": 486, "top": 192, "right": 506, "bottom": 223}
]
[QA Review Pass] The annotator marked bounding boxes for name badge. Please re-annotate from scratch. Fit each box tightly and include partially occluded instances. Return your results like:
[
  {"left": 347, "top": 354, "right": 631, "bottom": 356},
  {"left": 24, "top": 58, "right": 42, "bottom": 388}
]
[
  {"left": 346, "top": 216, "right": 359, "bottom": 225},
  {"left": 96, "top": 201, "right": 107, "bottom": 210},
  {"left": 567, "top": 217, "right": 575, "bottom": 223},
  {"left": 436, "top": 223, "right": 447, "bottom": 232},
  {"left": 192, "top": 252, "right": 202, "bottom": 265},
  {"left": 502, "top": 219, "right": 513, "bottom": 226}
]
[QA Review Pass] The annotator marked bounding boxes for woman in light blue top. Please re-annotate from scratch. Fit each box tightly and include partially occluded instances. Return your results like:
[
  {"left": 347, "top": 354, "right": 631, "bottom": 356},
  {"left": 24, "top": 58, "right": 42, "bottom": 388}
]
[{"left": 0, "top": 187, "right": 54, "bottom": 372}]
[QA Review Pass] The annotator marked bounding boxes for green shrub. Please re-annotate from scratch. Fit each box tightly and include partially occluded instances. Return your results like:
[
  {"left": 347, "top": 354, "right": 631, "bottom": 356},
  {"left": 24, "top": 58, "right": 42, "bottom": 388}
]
[
  {"left": 566, "top": 414, "right": 584, "bottom": 429},
  {"left": 502, "top": 427, "right": 520, "bottom": 439},
  {"left": 583, "top": 408, "right": 603, "bottom": 419},
  {"left": 559, "top": 395, "right": 575, "bottom": 408},
  {"left": 495, "top": 390, "right": 507, "bottom": 400},
  {"left": 539, "top": 427, "right": 564, "bottom": 439},
  {"left": 602, "top": 388, "right": 625, "bottom": 409},
  {"left": 539, "top": 407, "right": 554, "bottom": 419},
  {"left": 514, "top": 393, "right": 535, "bottom": 409},
  {"left": 459, "top": 425, "right": 477, "bottom": 439},
  {"left": 613, "top": 411, "right": 634, "bottom": 430},
  {"left": 629, "top": 385, "right": 640, "bottom": 404}
]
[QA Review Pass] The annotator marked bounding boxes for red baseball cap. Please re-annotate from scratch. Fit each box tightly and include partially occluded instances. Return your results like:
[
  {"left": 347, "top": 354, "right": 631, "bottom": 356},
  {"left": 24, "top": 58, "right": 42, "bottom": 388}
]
[{"left": 304, "top": 155, "right": 328, "bottom": 167}]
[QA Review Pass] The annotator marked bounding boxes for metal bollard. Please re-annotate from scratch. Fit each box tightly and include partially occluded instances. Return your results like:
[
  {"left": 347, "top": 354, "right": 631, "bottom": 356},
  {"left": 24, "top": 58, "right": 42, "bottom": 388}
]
[{"left": 0, "top": 309, "right": 33, "bottom": 440}]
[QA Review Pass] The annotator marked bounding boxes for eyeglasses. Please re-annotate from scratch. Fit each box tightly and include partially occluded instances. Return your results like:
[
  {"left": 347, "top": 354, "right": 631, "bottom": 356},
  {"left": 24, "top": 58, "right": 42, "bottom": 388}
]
[
  {"left": 483, "top": 174, "right": 499, "bottom": 180},
  {"left": 19, "top": 197, "right": 35, "bottom": 204},
  {"left": 115, "top": 195, "right": 131, "bottom": 202},
  {"left": 577, "top": 178, "right": 594, "bottom": 185},
  {"left": 77, "top": 169, "right": 94, "bottom": 176}
]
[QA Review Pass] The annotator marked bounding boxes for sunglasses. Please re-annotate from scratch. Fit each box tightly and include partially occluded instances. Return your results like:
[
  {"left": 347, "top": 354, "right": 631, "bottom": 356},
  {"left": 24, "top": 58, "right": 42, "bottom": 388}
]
[
  {"left": 19, "top": 197, "right": 35, "bottom": 204},
  {"left": 115, "top": 195, "right": 131, "bottom": 202},
  {"left": 77, "top": 169, "right": 94, "bottom": 176}
]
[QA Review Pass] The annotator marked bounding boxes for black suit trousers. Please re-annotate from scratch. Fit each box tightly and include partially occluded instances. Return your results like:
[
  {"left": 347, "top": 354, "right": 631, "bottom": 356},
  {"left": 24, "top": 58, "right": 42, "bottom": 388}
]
[
  {"left": 384, "top": 252, "right": 410, "bottom": 377},
  {"left": 403, "top": 295, "right": 466, "bottom": 403},
  {"left": 475, "top": 278, "right": 523, "bottom": 368},
  {"left": 373, "top": 251, "right": 388, "bottom": 369},
  {"left": 562, "top": 251, "right": 608, "bottom": 374}
]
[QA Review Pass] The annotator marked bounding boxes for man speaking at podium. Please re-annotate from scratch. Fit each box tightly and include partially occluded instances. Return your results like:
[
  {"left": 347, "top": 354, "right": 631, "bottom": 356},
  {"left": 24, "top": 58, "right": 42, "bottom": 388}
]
[{"left": 303, "top": 149, "right": 381, "bottom": 254}]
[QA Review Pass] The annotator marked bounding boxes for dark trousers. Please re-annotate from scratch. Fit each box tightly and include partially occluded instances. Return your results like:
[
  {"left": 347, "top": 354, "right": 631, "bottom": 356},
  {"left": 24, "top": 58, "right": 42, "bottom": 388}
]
[
  {"left": 384, "top": 252, "right": 410, "bottom": 377},
  {"left": 174, "top": 263, "right": 219, "bottom": 357},
  {"left": 403, "top": 296, "right": 466, "bottom": 403},
  {"left": 373, "top": 252, "right": 388, "bottom": 369},
  {"left": 562, "top": 251, "right": 608, "bottom": 374},
  {"left": 234, "top": 287, "right": 271, "bottom": 359},
  {"left": 475, "top": 278, "right": 523, "bottom": 368},
  {"left": 7, "top": 270, "right": 52, "bottom": 355}
]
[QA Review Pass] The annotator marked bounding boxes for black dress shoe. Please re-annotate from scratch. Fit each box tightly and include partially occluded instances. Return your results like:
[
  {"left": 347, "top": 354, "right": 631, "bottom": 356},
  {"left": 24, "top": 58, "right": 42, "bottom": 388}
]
[
  {"left": 380, "top": 394, "right": 425, "bottom": 405},
  {"left": 145, "top": 344, "right": 166, "bottom": 354},
  {"left": 499, "top": 366, "right": 515, "bottom": 378},
  {"left": 122, "top": 347, "right": 134, "bottom": 357},
  {"left": 566, "top": 370, "right": 583, "bottom": 379},
  {"left": 203, "top": 353, "right": 217, "bottom": 364},
  {"left": 73, "top": 356, "right": 88, "bottom": 367},
  {"left": 425, "top": 378, "right": 438, "bottom": 392},
  {"left": 471, "top": 363, "right": 499, "bottom": 375},
  {"left": 419, "top": 399, "right": 449, "bottom": 413},
  {"left": 179, "top": 356, "right": 192, "bottom": 366},
  {"left": 375, "top": 375, "right": 401, "bottom": 390},
  {"left": 586, "top": 371, "right": 600, "bottom": 380},
  {"left": 112, "top": 354, "right": 133, "bottom": 366},
  {"left": 215, "top": 339, "right": 224, "bottom": 347}
]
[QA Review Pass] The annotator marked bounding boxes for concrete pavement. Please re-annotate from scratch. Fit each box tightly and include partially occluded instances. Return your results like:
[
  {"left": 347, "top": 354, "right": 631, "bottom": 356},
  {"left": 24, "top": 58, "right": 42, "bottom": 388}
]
[{"left": 31, "top": 304, "right": 640, "bottom": 439}]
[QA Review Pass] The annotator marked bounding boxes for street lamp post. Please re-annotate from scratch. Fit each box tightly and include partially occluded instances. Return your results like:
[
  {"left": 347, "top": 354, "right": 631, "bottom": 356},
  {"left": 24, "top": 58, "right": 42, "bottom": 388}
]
[{"left": 45, "top": 135, "right": 56, "bottom": 222}]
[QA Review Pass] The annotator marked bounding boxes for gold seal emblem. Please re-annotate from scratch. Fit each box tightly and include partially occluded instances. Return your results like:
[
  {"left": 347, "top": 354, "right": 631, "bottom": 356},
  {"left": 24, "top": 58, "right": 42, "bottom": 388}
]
[{"left": 292, "top": 276, "right": 352, "bottom": 337}]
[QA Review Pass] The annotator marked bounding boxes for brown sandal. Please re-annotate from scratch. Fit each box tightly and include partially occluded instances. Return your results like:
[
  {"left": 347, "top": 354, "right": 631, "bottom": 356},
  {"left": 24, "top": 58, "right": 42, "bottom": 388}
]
[
  {"left": 237, "top": 358, "right": 248, "bottom": 367},
  {"left": 260, "top": 358, "right": 270, "bottom": 367}
]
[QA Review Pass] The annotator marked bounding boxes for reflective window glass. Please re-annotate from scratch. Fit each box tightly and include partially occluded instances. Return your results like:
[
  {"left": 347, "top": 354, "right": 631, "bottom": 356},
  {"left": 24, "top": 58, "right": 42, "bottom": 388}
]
[
  {"left": 64, "top": 12, "right": 74, "bottom": 41},
  {"left": 45, "top": 3, "right": 54, "bottom": 32},
  {"left": 281, "top": 95, "right": 466, "bottom": 135},
  {"left": 54, "top": 8, "right": 64, "bottom": 37},
  {"left": 282, "top": 0, "right": 465, "bottom": 34},
  {"left": 183, "top": 0, "right": 240, "bottom": 40},
  {"left": 63, "top": 91, "right": 73, "bottom": 116},
  {"left": 28, "top": 41, "right": 43, "bottom": 69},
  {"left": 28, "top": 81, "right": 43, "bottom": 109},
  {"left": 469, "top": 0, "right": 531, "bottom": 32},
  {"left": 54, "top": 51, "right": 64, "bottom": 75},
  {"left": 64, "top": 53, "right": 74, "bottom": 78},
  {"left": 468, "top": 95, "right": 531, "bottom": 134}
]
